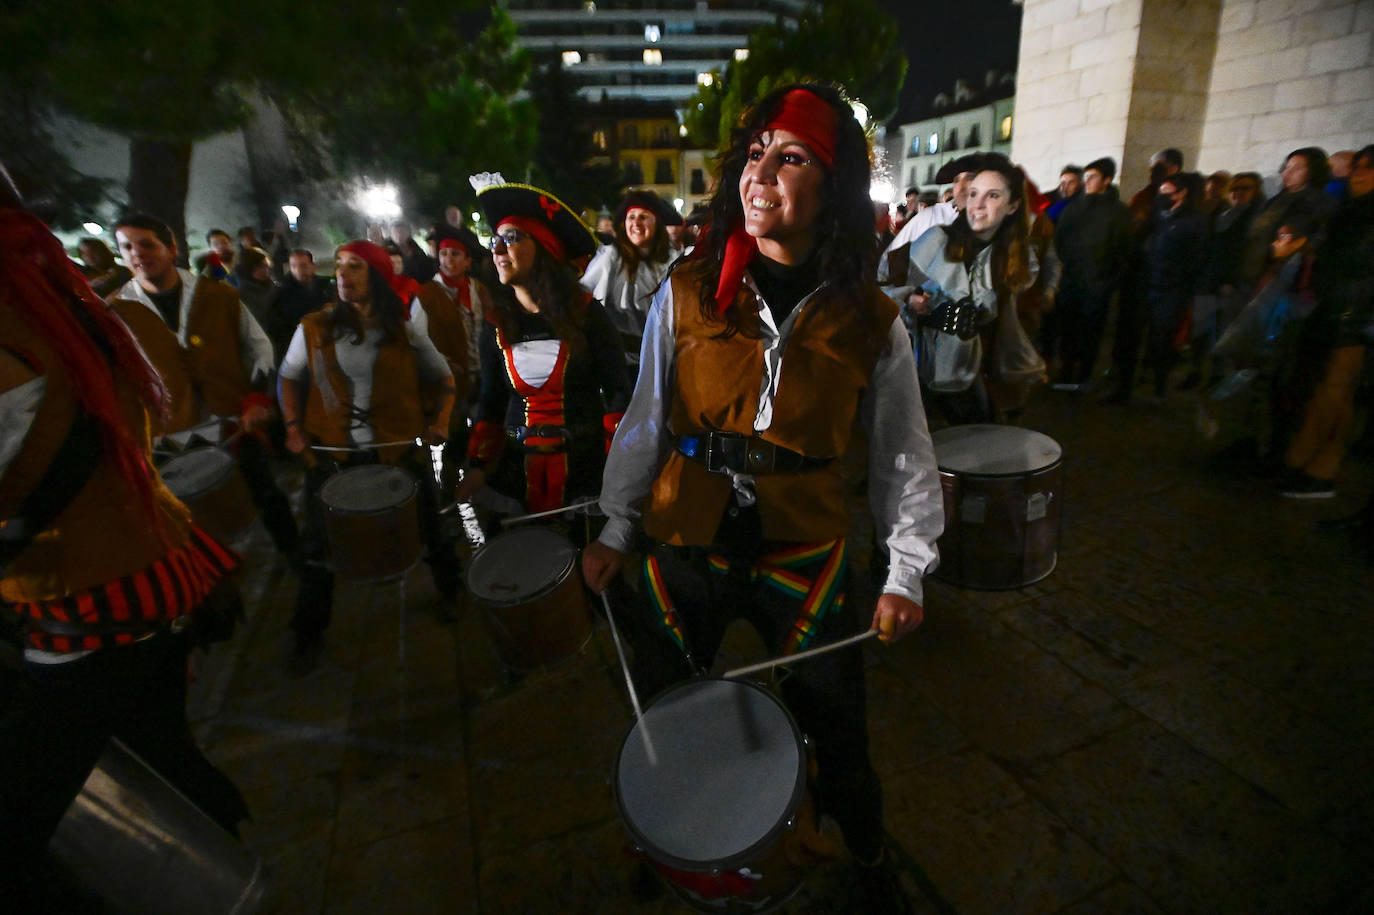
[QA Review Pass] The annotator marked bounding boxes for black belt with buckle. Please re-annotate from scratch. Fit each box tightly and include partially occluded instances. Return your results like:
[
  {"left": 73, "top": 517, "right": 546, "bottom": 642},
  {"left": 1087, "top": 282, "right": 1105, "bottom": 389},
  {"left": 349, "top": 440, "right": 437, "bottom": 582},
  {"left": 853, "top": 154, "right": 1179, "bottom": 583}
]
[
  {"left": 675, "top": 432, "right": 831, "bottom": 475},
  {"left": 508, "top": 424, "right": 572, "bottom": 453}
]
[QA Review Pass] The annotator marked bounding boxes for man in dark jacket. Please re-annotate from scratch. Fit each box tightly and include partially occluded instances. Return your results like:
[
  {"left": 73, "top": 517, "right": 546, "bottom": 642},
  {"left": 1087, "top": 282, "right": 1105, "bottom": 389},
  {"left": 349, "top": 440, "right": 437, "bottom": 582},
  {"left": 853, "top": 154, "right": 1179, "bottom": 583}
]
[
  {"left": 1137, "top": 172, "right": 1208, "bottom": 401},
  {"left": 265, "top": 248, "right": 333, "bottom": 360},
  {"left": 1051, "top": 157, "right": 1132, "bottom": 389}
]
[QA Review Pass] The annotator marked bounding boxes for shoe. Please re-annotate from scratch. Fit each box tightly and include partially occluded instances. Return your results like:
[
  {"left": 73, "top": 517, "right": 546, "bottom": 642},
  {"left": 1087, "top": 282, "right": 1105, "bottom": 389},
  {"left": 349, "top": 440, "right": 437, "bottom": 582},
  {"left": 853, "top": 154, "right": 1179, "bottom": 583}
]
[
  {"left": 1100, "top": 386, "right": 1130, "bottom": 405},
  {"left": 855, "top": 853, "right": 913, "bottom": 914},
  {"left": 1277, "top": 473, "right": 1336, "bottom": 499}
]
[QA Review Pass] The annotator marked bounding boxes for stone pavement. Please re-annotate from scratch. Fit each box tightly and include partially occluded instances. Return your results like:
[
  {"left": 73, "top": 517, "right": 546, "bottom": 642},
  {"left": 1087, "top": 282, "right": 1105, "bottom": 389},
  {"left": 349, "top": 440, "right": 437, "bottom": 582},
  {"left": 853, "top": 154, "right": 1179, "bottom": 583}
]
[{"left": 185, "top": 386, "right": 1374, "bottom": 915}]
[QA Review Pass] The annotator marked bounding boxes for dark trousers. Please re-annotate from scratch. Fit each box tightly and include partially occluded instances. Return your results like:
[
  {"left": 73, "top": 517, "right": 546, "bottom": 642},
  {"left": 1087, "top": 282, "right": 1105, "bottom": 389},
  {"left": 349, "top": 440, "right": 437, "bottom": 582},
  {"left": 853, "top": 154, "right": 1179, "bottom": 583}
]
[
  {"left": 1111, "top": 279, "right": 1149, "bottom": 391},
  {"left": 292, "top": 454, "right": 461, "bottom": 639},
  {"left": 1055, "top": 285, "right": 1115, "bottom": 384},
  {"left": 0, "top": 633, "right": 248, "bottom": 903},
  {"left": 925, "top": 375, "right": 993, "bottom": 426},
  {"left": 234, "top": 434, "right": 299, "bottom": 556},
  {"left": 628, "top": 542, "right": 885, "bottom": 861}
]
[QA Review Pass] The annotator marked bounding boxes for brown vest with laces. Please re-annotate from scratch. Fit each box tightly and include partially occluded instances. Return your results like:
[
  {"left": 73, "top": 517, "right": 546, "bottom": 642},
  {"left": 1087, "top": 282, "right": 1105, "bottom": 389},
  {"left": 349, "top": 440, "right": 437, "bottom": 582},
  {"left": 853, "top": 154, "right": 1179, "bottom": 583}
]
[
  {"left": 642, "top": 260, "right": 897, "bottom": 545},
  {"left": 298, "top": 309, "right": 430, "bottom": 465}
]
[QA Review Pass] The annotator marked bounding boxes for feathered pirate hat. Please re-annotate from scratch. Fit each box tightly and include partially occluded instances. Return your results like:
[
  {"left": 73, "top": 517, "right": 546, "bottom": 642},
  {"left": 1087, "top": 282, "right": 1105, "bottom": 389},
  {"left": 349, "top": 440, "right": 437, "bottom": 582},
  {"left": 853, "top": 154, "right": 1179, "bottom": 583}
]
[{"left": 470, "top": 172, "right": 598, "bottom": 262}]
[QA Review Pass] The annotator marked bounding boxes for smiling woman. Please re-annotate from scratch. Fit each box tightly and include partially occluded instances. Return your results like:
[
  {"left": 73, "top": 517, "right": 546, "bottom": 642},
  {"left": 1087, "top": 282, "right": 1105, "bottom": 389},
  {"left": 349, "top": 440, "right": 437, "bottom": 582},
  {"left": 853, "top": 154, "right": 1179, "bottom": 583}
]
[
  {"left": 582, "top": 83, "right": 944, "bottom": 911},
  {"left": 580, "top": 189, "right": 675, "bottom": 342}
]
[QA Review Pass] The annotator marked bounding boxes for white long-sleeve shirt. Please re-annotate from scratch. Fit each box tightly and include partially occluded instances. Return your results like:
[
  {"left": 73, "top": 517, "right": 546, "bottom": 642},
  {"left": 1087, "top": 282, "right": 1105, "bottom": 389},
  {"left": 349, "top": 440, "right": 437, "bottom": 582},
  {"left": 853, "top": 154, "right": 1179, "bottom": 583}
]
[{"left": 597, "top": 273, "right": 944, "bottom": 604}]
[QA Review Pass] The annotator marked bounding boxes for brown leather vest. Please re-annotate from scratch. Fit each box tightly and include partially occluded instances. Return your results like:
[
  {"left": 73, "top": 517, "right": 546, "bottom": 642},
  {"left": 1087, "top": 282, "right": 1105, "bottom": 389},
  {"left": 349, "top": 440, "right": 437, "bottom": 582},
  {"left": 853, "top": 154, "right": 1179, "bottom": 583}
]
[
  {"left": 416, "top": 281, "right": 472, "bottom": 403},
  {"left": 111, "top": 278, "right": 251, "bottom": 433},
  {"left": 299, "top": 310, "right": 428, "bottom": 465},
  {"left": 0, "top": 310, "right": 192, "bottom": 603},
  {"left": 642, "top": 261, "right": 897, "bottom": 545}
]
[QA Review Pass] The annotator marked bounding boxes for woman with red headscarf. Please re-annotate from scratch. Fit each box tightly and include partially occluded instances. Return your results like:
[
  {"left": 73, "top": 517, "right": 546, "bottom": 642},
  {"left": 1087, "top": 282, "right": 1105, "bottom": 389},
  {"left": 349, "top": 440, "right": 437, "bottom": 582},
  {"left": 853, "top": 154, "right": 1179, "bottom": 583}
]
[
  {"left": 456, "top": 180, "right": 631, "bottom": 525},
  {"left": 277, "top": 239, "right": 460, "bottom": 657},
  {"left": 581, "top": 84, "right": 942, "bottom": 908},
  {"left": 0, "top": 206, "right": 248, "bottom": 905}
]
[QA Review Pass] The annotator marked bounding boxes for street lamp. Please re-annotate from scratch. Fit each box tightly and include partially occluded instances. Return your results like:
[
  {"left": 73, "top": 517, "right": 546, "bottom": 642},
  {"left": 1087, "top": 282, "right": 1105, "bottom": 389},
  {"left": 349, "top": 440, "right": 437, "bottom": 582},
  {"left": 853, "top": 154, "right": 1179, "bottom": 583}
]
[
  {"left": 354, "top": 182, "right": 402, "bottom": 223},
  {"left": 82, "top": 222, "right": 103, "bottom": 235},
  {"left": 280, "top": 204, "right": 300, "bottom": 231}
]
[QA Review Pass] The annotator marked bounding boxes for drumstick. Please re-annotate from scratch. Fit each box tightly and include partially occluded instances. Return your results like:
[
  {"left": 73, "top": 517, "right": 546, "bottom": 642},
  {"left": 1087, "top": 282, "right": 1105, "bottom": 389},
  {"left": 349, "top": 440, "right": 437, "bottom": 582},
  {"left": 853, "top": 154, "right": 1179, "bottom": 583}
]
[
  {"left": 722, "top": 629, "right": 880, "bottom": 680},
  {"left": 598, "top": 590, "right": 657, "bottom": 766},
  {"left": 498, "top": 497, "right": 600, "bottom": 526},
  {"left": 309, "top": 438, "right": 423, "bottom": 453}
]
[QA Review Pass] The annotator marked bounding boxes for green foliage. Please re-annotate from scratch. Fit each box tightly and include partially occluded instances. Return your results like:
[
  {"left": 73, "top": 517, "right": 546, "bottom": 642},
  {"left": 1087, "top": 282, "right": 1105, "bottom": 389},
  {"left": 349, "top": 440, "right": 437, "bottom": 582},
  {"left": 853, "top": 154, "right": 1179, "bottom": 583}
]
[{"left": 683, "top": 0, "right": 907, "bottom": 150}]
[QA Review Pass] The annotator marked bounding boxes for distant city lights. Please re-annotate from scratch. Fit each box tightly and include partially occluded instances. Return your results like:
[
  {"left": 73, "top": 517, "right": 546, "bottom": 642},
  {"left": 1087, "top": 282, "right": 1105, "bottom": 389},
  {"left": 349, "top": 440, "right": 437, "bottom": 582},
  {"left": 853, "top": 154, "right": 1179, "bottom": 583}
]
[{"left": 562, "top": 50, "right": 582, "bottom": 66}]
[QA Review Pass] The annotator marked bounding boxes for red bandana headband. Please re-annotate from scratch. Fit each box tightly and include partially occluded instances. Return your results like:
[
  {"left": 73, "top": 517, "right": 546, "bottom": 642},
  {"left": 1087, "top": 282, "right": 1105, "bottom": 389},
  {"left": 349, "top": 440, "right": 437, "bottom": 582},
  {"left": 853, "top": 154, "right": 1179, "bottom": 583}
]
[
  {"left": 438, "top": 237, "right": 469, "bottom": 255},
  {"left": 339, "top": 239, "right": 417, "bottom": 303},
  {"left": 715, "top": 89, "right": 839, "bottom": 312},
  {"left": 497, "top": 215, "right": 565, "bottom": 262}
]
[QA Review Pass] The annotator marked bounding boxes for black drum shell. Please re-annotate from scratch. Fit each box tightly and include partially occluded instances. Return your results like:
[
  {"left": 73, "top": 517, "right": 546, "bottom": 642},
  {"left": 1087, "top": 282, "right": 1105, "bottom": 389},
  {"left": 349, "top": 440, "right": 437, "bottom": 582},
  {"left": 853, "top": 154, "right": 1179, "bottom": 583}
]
[{"left": 934, "top": 458, "right": 1063, "bottom": 590}]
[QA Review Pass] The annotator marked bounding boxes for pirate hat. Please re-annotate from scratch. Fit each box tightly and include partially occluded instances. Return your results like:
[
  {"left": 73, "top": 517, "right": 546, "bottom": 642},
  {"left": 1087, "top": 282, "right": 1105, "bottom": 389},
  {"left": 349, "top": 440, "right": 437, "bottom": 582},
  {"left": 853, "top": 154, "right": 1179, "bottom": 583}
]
[
  {"left": 473, "top": 177, "right": 597, "bottom": 262},
  {"left": 935, "top": 153, "right": 988, "bottom": 184}
]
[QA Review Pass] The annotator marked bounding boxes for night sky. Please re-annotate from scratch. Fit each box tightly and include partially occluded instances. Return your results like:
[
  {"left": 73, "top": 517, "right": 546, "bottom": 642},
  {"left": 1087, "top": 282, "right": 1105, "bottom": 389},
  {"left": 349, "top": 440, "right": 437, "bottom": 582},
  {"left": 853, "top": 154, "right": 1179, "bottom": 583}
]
[{"left": 874, "top": 0, "right": 1024, "bottom": 123}]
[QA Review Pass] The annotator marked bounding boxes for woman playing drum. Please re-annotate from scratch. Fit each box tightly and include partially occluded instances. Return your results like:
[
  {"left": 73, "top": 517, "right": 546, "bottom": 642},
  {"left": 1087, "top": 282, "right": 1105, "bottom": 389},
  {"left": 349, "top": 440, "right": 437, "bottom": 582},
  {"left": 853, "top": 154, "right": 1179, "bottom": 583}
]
[
  {"left": 277, "top": 240, "right": 461, "bottom": 658},
  {"left": 457, "top": 180, "right": 631, "bottom": 527},
  {"left": 582, "top": 84, "right": 943, "bottom": 909}
]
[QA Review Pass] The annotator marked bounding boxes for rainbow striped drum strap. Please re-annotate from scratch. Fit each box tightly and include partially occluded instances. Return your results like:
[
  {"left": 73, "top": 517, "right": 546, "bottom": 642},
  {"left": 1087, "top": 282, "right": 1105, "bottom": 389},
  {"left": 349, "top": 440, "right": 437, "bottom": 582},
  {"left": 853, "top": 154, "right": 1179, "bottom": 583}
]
[{"left": 708, "top": 538, "right": 849, "bottom": 655}]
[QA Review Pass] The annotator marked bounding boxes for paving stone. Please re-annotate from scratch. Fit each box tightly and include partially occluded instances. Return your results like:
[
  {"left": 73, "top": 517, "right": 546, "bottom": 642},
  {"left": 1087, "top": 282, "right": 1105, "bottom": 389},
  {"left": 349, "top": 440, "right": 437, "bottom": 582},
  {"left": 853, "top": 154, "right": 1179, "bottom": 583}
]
[
  {"left": 323, "top": 817, "right": 477, "bottom": 914},
  {"left": 1024, "top": 719, "right": 1357, "bottom": 911},
  {"left": 1057, "top": 877, "right": 1168, "bottom": 914},
  {"left": 237, "top": 774, "right": 337, "bottom": 915},
  {"left": 884, "top": 749, "right": 1119, "bottom": 914}
]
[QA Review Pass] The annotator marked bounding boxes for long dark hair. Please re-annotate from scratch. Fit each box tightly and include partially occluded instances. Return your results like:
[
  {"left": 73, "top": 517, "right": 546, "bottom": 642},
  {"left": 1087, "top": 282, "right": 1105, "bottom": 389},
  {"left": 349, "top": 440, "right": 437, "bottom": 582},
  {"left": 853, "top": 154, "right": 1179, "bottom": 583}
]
[
  {"left": 489, "top": 241, "right": 589, "bottom": 353},
  {"left": 1283, "top": 147, "right": 1331, "bottom": 191},
  {"left": 940, "top": 156, "right": 1032, "bottom": 305},
  {"left": 325, "top": 265, "right": 407, "bottom": 345},
  {"left": 693, "top": 82, "right": 879, "bottom": 336}
]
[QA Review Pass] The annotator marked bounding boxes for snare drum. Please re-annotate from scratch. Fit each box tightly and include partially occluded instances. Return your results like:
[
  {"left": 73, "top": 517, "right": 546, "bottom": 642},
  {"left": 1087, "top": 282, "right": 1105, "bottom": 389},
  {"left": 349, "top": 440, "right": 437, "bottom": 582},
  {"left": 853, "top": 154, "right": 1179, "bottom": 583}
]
[
  {"left": 932, "top": 424, "right": 1063, "bottom": 590},
  {"left": 466, "top": 526, "right": 591, "bottom": 672},
  {"left": 320, "top": 465, "right": 423, "bottom": 581},
  {"left": 615, "top": 678, "right": 809, "bottom": 913},
  {"left": 159, "top": 447, "right": 257, "bottom": 543}
]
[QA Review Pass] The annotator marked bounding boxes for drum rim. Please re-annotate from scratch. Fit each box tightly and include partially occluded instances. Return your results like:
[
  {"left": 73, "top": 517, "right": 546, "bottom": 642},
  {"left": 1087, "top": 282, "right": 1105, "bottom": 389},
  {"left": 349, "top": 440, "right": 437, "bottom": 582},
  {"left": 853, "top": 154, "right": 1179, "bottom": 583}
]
[
  {"left": 932, "top": 423, "right": 1064, "bottom": 476},
  {"left": 160, "top": 446, "right": 236, "bottom": 492},
  {"left": 612, "top": 677, "right": 808, "bottom": 873},
  {"left": 935, "top": 455, "right": 1064, "bottom": 480},
  {"left": 465, "top": 529, "right": 577, "bottom": 606},
  {"left": 319, "top": 464, "right": 419, "bottom": 515}
]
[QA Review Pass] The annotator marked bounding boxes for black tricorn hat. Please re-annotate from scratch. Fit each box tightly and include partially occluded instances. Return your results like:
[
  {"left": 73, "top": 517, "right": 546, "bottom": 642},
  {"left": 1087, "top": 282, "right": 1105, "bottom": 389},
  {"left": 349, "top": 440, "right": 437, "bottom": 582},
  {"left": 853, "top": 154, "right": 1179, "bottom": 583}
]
[
  {"left": 475, "top": 181, "right": 598, "bottom": 262},
  {"left": 615, "top": 188, "right": 678, "bottom": 226},
  {"left": 935, "top": 153, "right": 988, "bottom": 184}
]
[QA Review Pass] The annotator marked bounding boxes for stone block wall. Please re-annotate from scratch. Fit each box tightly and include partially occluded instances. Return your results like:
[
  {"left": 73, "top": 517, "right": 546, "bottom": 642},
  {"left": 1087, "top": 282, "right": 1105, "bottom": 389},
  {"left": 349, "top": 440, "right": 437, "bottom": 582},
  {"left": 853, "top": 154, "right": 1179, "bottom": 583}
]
[{"left": 1198, "top": 0, "right": 1374, "bottom": 180}]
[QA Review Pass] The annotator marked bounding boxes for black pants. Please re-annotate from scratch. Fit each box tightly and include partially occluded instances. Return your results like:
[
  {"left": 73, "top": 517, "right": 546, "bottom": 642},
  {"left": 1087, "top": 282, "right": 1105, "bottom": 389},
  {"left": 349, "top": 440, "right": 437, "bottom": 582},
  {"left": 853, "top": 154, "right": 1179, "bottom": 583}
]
[
  {"left": 925, "top": 375, "right": 993, "bottom": 426},
  {"left": 292, "top": 453, "right": 461, "bottom": 639},
  {"left": 1055, "top": 285, "right": 1116, "bottom": 384},
  {"left": 0, "top": 632, "right": 248, "bottom": 903},
  {"left": 234, "top": 434, "right": 299, "bottom": 556},
  {"left": 628, "top": 541, "right": 885, "bottom": 861}
]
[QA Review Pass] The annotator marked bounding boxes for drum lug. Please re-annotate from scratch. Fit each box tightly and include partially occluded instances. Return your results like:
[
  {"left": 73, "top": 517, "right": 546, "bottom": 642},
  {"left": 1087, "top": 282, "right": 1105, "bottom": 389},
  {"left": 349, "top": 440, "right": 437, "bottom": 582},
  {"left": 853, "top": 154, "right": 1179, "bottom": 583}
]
[{"left": 785, "top": 816, "right": 796, "bottom": 830}]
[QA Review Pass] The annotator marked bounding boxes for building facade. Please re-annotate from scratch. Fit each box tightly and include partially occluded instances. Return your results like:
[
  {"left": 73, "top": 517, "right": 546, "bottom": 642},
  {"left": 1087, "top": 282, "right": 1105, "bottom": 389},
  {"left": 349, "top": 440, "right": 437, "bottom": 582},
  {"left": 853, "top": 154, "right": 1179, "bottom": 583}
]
[
  {"left": 892, "top": 75, "right": 1018, "bottom": 193},
  {"left": 1011, "top": 0, "right": 1374, "bottom": 193},
  {"left": 504, "top": 0, "right": 803, "bottom": 103}
]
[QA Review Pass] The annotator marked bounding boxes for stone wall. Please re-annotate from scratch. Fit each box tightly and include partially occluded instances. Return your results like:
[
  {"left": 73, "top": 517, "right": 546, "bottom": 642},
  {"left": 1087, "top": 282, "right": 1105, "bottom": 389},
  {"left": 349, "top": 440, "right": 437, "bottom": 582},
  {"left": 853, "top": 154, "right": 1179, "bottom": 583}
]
[
  {"left": 1197, "top": 0, "right": 1374, "bottom": 180},
  {"left": 1012, "top": 0, "right": 1373, "bottom": 193}
]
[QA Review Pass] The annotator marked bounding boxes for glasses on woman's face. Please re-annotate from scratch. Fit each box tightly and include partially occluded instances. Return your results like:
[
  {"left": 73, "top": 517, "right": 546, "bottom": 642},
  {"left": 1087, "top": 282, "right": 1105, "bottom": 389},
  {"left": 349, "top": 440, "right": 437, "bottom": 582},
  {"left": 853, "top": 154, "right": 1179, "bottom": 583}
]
[{"left": 488, "top": 228, "right": 528, "bottom": 252}]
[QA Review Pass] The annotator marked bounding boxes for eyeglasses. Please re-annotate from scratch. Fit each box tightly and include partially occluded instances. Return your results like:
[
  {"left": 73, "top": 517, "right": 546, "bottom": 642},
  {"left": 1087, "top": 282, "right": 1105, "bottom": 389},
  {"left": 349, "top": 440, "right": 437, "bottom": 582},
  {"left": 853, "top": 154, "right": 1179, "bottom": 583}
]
[{"left": 488, "top": 228, "right": 528, "bottom": 252}]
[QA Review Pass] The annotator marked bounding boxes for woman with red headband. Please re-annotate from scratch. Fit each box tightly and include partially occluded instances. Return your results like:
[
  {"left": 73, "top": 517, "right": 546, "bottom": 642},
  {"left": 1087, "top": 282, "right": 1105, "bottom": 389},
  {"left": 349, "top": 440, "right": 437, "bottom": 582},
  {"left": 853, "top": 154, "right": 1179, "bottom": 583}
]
[
  {"left": 277, "top": 239, "right": 461, "bottom": 658},
  {"left": 456, "top": 180, "right": 631, "bottom": 526},
  {"left": 582, "top": 84, "right": 942, "bottom": 908}
]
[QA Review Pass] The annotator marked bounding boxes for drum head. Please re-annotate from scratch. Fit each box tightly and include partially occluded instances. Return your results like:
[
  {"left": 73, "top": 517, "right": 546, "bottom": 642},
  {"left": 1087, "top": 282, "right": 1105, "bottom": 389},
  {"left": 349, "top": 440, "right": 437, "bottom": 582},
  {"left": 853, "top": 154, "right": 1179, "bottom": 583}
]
[
  {"left": 320, "top": 465, "right": 416, "bottom": 513},
  {"left": 933, "top": 424, "right": 1062, "bottom": 476},
  {"left": 467, "top": 527, "right": 576, "bottom": 605},
  {"left": 160, "top": 448, "right": 234, "bottom": 497},
  {"left": 616, "top": 679, "right": 805, "bottom": 871}
]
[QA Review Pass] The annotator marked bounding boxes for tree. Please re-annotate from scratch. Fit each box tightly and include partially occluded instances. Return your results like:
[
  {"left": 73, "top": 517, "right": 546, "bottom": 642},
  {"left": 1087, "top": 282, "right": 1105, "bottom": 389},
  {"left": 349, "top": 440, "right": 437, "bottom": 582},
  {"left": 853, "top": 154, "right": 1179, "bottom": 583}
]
[
  {"left": 0, "top": 0, "right": 534, "bottom": 248},
  {"left": 683, "top": 0, "right": 907, "bottom": 150},
  {"left": 526, "top": 61, "right": 625, "bottom": 217}
]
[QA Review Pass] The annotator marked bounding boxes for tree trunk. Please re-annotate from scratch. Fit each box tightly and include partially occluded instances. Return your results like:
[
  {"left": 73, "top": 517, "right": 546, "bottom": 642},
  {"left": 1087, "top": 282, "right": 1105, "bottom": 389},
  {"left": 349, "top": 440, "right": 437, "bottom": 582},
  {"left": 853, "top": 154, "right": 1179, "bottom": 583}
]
[{"left": 128, "top": 137, "right": 193, "bottom": 266}]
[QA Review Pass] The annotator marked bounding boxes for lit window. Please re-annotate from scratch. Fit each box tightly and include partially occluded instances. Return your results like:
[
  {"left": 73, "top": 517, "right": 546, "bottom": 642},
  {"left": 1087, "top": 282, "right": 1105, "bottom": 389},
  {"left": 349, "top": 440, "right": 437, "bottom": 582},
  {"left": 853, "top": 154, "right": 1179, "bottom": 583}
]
[
  {"left": 562, "top": 51, "right": 582, "bottom": 66},
  {"left": 643, "top": 49, "right": 663, "bottom": 65},
  {"left": 645, "top": 24, "right": 661, "bottom": 42},
  {"left": 927, "top": 133, "right": 939, "bottom": 155},
  {"left": 1000, "top": 116, "right": 1012, "bottom": 140},
  {"left": 678, "top": 124, "right": 688, "bottom": 137},
  {"left": 697, "top": 72, "right": 714, "bottom": 87},
  {"left": 911, "top": 136, "right": 922, "bottom": 157},
  {"left": 734, "top": 48, "right": 749, "bottom": 62},
  {"left": 593, "top": 130, "right": 607, "bottom": 150},
  {"left": 582, "top": 1, "right": 596, "bottom": 12}
]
